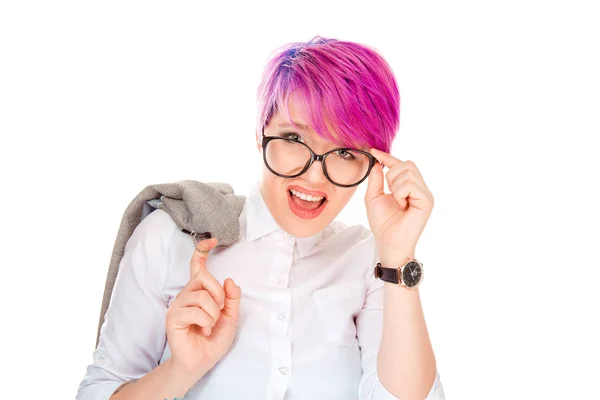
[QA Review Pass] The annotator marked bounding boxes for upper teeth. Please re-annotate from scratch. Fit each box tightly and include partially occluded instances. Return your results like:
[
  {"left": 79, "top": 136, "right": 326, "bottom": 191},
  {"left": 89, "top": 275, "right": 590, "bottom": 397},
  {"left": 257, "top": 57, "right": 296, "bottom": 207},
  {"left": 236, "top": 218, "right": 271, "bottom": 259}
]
[{"left": 290, "top": 189, "right": 324, "bottom": 202}]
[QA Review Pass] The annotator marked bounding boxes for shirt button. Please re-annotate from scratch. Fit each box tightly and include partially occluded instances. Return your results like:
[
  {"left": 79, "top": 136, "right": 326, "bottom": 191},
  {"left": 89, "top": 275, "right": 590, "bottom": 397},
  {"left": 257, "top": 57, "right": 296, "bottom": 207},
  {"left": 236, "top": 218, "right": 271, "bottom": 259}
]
[
  {"left": 98, "top": 357, "right": 105, "bottom": 365},
  {"left": 279, "top": 366, "right": 289, "bottom": 375},
  {"left": 284, "top": 232, "right": 292, "bottom": 238},
  {"left": 277, "top": 276, "right": 286, "bottom": 286},
  {"left": 277, "top": 313, "right": 286, "bottom": 321}
]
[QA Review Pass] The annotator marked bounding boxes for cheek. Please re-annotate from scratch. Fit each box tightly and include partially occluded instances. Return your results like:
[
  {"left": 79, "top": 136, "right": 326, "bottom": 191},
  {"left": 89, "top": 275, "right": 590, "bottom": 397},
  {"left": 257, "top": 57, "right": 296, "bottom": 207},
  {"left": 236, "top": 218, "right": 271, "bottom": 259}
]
[
  {"left": 261, "top": 166, "right": 280, "bottom": 187},
  {"left": 261, "top": 169, "right": 288, "bottom": 199},
  {"left": 327, "top": 191, "right": 354, "bottom": 213}
]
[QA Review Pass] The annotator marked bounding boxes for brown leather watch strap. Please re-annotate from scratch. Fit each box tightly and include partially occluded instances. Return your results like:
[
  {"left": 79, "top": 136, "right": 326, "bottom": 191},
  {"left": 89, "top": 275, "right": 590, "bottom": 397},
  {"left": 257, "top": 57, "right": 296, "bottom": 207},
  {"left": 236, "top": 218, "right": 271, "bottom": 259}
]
[{"left": 374, "top": 262, "right": 399, "bottom": 284}]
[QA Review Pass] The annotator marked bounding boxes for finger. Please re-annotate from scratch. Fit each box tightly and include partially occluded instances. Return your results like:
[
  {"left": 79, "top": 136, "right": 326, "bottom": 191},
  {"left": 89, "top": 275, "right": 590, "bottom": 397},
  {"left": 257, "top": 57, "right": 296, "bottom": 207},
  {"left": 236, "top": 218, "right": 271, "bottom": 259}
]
[
  {"left": 369, "top": 148, "right": 403, "bottom": 169},
  {"left": 389, "top": 177, "right": 410, "bottom": 210},
  {"left": 390, "top": 176, "right": 429, "bottom": 208},
  {"left": 176, "top": 290, "right": 221, "bottom": 325},
  {"left": 182, "top": 271, "right": 226, "bottom": 310},
  {"left": 395, "top": 160, "right": 426, "bottom": 189},
  {"left": 383, "top": 162, "right": 411, "bottom": 191},
  {"left": 406, "top": 160, "right": 425, "bottom": 184},
  {"left": 365, "top": 160, "right": 384, "bottom": 203},
  {"left": 222, "top": 278, "right": 241, "bottom": 322},
  {"left": 170, "top": 306, "right": 214, "bottom": 332},
  {"left": 385, "top": 160, "right": 430, "bottom": 195},
  {"left": 190, "top": 237, "right": 218, "bottom": 277}
]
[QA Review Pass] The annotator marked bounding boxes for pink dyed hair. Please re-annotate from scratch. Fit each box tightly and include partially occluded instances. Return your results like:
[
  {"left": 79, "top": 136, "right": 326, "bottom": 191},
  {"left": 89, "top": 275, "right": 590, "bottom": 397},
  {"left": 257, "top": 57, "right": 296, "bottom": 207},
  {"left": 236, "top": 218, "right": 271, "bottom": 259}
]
[{"left": 255, "top": 35, "right": 400, "bottom": 153}]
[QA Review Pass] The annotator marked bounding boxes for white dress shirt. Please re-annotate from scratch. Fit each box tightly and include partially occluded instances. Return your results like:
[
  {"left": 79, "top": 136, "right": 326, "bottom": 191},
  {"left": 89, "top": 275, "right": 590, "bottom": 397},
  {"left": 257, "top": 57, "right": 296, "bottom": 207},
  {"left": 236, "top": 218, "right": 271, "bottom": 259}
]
[{"left": 76, "top": 180, "right": 445, "bottom": 399}]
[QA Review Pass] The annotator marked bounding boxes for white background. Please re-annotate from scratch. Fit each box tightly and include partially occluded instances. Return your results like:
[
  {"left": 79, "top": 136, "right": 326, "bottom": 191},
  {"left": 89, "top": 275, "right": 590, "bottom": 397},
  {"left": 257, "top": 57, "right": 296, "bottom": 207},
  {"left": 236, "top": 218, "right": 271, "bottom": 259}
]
[{"left": 1, "top": 1, "right": 599, "bottom": 399}]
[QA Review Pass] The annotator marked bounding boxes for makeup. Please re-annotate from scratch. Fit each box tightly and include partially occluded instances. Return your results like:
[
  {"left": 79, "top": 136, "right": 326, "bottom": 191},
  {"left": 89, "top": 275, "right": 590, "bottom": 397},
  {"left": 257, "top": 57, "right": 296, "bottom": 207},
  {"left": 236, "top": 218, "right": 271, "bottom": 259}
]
[{"left": 287, "top": 189, "right": 327, "bottom": 219}]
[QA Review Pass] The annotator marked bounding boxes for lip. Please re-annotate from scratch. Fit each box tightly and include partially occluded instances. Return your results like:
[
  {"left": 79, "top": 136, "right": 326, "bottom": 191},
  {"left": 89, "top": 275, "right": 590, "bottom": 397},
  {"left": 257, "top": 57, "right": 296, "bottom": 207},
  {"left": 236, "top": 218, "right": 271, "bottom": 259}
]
[
  {"left": 287, "top": 189, "right": 328, "bottom": 220},
  {"left": 287, "top": 185, "right": 328, "bottom": 199}
]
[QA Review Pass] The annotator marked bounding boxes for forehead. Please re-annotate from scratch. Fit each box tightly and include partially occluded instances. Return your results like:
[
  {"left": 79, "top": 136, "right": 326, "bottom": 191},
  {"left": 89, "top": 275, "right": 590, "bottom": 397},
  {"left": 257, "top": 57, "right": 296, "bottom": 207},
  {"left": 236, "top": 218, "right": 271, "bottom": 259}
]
[{"left": 270, "top": 95, "right": 367, "bottom": 151}]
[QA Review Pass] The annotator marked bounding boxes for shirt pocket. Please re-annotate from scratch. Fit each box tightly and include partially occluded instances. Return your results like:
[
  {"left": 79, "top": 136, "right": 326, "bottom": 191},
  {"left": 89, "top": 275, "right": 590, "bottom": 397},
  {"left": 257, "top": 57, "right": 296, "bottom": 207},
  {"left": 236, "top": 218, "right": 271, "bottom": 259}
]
[{"left": 312, "top": 281, "right": 365, "bottom": 347}]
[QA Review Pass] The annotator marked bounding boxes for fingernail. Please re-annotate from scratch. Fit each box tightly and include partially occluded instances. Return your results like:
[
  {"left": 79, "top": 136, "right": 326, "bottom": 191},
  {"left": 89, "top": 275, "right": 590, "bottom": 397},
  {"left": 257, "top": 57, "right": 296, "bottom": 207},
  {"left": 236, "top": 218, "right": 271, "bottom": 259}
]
[
  {"left": 219, "top": 302, "right": 225, "bottom": 310},
  {"left": 206, "top": 327, "right": 212, "bottom": 335}
]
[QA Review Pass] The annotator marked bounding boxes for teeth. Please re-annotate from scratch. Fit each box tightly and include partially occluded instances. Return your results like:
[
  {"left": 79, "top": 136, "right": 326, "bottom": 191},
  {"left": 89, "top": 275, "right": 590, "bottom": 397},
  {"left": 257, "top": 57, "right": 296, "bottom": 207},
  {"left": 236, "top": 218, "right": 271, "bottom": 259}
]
[{"left": 290, "top": 188, "right": 324, "bottom": 202}]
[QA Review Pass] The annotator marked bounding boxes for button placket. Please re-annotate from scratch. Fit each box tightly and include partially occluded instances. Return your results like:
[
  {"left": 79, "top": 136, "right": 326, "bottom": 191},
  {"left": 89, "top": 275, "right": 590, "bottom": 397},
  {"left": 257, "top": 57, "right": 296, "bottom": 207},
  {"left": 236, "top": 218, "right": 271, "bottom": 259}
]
[
  {"left": 266, "top": 237, "right": 293, "bottom": 400},
  {"left": 269, "top": 299, "right": 292, "bottom": 399},
  {"left": 270, "top": 291, "right": 291, "bottom": 335}
]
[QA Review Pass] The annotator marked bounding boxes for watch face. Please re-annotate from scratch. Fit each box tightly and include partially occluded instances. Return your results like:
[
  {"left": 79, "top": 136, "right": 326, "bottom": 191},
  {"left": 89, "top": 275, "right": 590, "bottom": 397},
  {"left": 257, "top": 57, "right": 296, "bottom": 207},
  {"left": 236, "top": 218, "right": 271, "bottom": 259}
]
[{"left": 402, "top": 260, "right": 422, "bottom": 288}]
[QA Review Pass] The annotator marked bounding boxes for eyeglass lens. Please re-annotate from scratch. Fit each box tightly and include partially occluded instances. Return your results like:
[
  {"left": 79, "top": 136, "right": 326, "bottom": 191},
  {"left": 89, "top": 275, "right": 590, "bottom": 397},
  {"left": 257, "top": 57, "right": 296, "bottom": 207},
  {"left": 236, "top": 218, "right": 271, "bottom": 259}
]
[{"left": 265, "top": 138, "right": 371, "bottom": 186}]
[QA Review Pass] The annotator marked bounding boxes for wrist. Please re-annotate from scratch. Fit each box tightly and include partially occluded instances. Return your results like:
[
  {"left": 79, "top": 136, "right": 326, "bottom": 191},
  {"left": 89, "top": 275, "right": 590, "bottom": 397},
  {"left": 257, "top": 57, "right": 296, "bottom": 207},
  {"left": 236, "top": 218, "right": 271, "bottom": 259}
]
[
  {"left": 376, "top": 251, "right": 423, "bottom": 290},
  {"left": 378, "top": 252, "right": 414, "bottom": 267},
  {"left": 165, "top": 357, "right": 211, "bottom": 391}
]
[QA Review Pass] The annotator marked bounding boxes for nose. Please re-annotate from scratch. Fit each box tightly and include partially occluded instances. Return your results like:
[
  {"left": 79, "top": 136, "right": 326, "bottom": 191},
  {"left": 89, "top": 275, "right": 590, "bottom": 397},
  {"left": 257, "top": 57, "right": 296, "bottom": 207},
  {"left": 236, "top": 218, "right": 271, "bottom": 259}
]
[{"left": 302, "top": 156, "right": 328, "bottom": 185}]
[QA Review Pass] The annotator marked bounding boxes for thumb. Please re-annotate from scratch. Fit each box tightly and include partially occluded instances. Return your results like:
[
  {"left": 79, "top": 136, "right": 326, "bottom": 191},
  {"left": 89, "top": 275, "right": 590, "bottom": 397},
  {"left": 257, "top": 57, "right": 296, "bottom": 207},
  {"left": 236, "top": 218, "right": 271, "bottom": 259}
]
[
  {"left": 190, "top": 237, "right": 218, "bottom": 276},
  {"left": 365, "top": 160, "right": 384, "bottom": 204},
  {"left": 222, "top": 278, "right": 241, "bottom": 322}
]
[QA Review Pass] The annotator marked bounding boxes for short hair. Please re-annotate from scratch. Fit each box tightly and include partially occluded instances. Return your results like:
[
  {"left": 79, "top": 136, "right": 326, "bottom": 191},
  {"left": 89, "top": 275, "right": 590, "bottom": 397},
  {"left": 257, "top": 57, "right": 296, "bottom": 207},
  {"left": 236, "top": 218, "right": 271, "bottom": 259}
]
[{"left": 256, "top": 35, "right": 400, "bottom": 153}]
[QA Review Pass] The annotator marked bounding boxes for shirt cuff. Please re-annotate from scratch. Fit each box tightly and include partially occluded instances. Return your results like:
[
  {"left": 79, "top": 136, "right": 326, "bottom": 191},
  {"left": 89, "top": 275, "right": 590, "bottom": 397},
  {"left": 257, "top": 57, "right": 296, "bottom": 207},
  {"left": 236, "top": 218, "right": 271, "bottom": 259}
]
[
  {"left": 373, "top": 370, "right": 445, "bottom": 399},
  {"left": 77, "top": 381, "right": 123, "bottom": 400}
]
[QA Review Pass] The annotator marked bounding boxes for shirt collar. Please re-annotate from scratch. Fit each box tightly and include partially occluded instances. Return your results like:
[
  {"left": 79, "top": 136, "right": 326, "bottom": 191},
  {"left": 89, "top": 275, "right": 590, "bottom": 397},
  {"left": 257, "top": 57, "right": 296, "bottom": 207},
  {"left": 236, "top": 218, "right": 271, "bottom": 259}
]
[{"left": 245, "top": 180, "right": 323, "bottom": 258}]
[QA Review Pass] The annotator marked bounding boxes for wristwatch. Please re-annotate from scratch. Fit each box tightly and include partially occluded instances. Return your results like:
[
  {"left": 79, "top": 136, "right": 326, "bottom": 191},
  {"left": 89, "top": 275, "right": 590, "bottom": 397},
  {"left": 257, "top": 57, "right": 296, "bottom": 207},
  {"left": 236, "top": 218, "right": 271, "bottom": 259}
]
[{"left": 374, "top": 258, "right": 424, "bottom": 289}]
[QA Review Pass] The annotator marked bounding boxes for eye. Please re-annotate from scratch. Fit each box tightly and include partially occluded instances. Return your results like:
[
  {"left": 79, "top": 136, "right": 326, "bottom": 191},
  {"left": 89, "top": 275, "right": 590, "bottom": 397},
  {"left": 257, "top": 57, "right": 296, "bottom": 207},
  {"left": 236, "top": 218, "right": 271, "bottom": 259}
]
[
  {"left": 335, "top": 149, "right": 356, "bottom": 160},
  {"left": 281, "top": 132, "right": 304, "bottom": 142}
]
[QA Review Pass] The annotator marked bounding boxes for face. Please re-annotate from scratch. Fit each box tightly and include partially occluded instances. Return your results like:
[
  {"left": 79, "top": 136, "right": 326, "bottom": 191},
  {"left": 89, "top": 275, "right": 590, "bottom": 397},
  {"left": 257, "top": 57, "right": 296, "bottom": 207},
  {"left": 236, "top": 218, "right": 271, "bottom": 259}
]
[{"left": 256, "top": 96, "right": 368, "bottom": 238}]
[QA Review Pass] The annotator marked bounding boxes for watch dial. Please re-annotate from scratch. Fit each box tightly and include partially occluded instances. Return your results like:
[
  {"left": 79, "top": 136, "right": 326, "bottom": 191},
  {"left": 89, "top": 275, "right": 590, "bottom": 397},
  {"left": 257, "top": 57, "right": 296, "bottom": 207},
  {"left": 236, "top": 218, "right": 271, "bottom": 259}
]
[{"left": 402, "top": 261, "right": 422, "bottom": 287}]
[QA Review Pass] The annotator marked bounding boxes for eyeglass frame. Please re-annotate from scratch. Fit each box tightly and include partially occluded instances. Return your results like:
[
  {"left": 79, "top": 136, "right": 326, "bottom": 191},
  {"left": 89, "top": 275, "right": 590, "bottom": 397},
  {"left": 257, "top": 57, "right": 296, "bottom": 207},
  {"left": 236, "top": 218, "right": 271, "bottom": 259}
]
[{"left": 261, "top": 126, "right": 378, "bottom": 188}]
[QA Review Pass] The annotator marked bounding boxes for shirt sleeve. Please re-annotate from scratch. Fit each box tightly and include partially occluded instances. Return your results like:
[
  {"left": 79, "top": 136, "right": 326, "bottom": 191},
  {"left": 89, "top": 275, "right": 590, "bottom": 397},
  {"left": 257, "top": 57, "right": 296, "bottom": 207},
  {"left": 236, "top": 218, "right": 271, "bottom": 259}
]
[
  {"left": 76, "top": 210, "right": 177, "bottom": 400},
  {"left": 356, "top": 238, "right": 446, "bottom": 400}
]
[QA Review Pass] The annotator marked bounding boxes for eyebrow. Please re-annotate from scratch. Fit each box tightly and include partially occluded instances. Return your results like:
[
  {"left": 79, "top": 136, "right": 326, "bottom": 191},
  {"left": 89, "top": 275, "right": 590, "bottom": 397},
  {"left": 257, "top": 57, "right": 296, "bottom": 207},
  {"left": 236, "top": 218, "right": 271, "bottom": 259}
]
[
  {"left": 277, "top": 121, "right": 368, "bottom": 151},
  {"left": 278, "top": 122, "right": 310, "bottom": 131}
]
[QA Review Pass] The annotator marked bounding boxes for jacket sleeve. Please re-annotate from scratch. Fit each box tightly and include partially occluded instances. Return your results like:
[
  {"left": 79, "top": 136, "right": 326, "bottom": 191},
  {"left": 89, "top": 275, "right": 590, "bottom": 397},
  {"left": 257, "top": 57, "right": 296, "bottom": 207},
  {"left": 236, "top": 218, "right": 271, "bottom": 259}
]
[
  {"left": 76, "top": 210, "right": 177, "bottom": 400},
  {"left": 356, "top": 240, "right": 446, "bottom": 399}
]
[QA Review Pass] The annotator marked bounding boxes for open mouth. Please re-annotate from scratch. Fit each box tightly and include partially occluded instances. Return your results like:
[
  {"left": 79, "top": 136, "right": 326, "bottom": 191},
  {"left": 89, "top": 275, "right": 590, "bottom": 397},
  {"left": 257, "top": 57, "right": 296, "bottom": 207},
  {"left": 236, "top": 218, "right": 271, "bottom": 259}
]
[
  {"left": 287, "top": 188, "right": 328, "bottom": 219},
  {"left": 288, "top": 189, "right": 326, "bottom": 207}
]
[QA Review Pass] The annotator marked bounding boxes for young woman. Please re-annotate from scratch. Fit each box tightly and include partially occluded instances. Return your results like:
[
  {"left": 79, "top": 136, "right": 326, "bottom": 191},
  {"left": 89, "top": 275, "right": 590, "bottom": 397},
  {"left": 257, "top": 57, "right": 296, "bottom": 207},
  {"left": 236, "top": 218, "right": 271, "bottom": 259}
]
[{"left": 77, "top": 36, "right": 445, "bottom": 400}]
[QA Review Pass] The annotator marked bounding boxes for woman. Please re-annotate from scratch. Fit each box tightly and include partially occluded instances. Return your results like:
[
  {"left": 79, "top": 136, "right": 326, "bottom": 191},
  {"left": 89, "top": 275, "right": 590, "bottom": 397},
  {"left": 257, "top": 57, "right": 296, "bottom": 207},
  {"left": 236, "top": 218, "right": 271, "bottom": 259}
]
[{"left": 77, "top": 36, "right": 445, "bottom": 400}]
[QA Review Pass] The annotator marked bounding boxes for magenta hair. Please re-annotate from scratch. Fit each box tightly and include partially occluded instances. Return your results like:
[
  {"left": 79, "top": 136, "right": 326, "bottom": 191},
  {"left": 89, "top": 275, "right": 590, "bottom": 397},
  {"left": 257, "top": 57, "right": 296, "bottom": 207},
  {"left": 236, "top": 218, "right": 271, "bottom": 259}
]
[{"left": 255, "top": 35, "right": 400, "bottom": 153}]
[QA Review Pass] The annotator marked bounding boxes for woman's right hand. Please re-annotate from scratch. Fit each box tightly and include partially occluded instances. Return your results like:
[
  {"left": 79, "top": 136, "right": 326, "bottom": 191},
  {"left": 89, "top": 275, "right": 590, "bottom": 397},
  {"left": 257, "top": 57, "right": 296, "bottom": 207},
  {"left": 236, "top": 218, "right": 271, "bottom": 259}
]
[{"left": 166, "top": 237, "right": 241, "bottom": 377}]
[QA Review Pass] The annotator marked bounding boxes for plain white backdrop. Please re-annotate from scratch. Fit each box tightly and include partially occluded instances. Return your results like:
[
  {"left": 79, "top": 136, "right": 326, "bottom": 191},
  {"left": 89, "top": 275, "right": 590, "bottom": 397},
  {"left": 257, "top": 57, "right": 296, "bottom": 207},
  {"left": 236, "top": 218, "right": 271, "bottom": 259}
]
[{"left": 1, "top": 1, "right": 599, "bottom": 398}]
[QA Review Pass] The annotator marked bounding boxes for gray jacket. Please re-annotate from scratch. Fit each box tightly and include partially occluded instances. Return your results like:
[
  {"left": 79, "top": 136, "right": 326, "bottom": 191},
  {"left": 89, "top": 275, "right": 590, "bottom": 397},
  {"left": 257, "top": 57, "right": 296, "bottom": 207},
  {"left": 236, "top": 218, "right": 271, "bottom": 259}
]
[{"left": 95, "top": 180, "right": 246, "bottom": 348}]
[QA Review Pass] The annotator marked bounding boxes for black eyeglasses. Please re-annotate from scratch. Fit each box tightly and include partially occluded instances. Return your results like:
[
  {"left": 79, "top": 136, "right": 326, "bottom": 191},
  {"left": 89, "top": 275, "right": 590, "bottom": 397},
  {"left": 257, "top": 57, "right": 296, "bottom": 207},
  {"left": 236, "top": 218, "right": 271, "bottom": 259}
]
[{"left": 261, "top": 127, "right": 377, "bottom": 188}]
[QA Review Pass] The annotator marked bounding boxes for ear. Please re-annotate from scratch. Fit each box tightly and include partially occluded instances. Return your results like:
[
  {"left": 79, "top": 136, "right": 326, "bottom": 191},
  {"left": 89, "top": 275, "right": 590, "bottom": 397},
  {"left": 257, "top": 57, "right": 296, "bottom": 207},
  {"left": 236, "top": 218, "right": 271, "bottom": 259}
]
[{"left": 256, "top": 134, "right": 262, "bottom": 153}]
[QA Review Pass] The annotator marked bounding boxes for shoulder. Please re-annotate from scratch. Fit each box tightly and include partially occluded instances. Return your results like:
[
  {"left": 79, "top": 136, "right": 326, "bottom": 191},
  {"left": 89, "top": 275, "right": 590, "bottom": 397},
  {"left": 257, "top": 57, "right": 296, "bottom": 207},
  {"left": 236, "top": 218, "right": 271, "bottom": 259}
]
[
  {"left": 139, "top": 208, "right": 179, "bottom": 228},
  {"left": 325, "top": 219, "right": 374, "bottom": 242},
  {"left": 318, "top": 220, "right": 379, "bottom": 283},
  {"left": 120, "top": 209, "right": 182, "bottom": 289},
  {"left": 320, "top": 219, "right": 376, "bottom": 252},
  {"left": 126, "top": 209, "right": 181, "bottom": 253}
]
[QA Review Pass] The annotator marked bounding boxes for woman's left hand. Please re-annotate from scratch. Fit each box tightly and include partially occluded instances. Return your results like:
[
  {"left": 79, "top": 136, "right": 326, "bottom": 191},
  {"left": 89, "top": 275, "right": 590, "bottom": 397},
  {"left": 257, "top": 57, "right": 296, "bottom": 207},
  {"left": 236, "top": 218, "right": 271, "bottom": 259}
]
[{"left": 364, "top": 148, "right": 434, "bottom": 263}]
